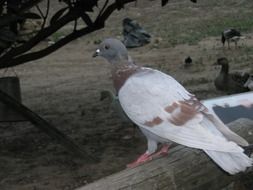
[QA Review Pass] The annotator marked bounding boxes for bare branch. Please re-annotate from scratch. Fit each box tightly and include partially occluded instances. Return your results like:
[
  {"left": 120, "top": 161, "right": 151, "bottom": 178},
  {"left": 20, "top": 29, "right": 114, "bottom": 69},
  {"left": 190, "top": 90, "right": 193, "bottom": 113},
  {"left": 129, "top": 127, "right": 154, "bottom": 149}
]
[
  {"left": 0, "top": 0, "right": 43, "bottom": 28},
  {"left": 80, "top": 13, "right": 93, "bottom": 27},
  {"left": 98, "top": 0, "right": 109, "bottom": 18},
  {"left": 73, "top": 18, "right": 77, "bottom": 31},
  {"left": 0, "top": 25, "right": 102, "bottom": 69},
  {"left": 0, "top": 10, "right": 77, "bottom": 65},
  {"left": 95, "top": 0, "right": 136, "bottom": 25},
  {"left": 35, "top": 4, "right": 44, "bottom": 18},
  {"left": 36, "top": 0, "right": 50, "bottom": 29},
  {"left": 0, "top": 0, "right": 137, "bottom": 69}
]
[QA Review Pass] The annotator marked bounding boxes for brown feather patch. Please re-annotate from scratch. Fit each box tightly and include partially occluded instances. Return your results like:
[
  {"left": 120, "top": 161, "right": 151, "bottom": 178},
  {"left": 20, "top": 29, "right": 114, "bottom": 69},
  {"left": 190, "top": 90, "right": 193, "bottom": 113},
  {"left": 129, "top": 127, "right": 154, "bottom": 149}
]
[
  {"left": 112, "top": 65, "right": 141, "bottom": 94},
  {"left": 144, "top": 116, "right": 163, "bottom": 127},
  {"left": 165, "top": 96, "right": 207, "bottom": 126},
  {"left": 165, "top": 102, "right": 178, "bottom": 113}
]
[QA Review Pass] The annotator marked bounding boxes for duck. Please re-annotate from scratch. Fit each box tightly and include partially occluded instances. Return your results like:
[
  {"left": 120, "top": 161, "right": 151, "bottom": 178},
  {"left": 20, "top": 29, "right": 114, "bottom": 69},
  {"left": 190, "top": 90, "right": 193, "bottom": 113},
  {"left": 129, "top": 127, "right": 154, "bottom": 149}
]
[
  {"left": 221, "top": 29, "right": 245, "bottom": 48},
  {"left": 214, "top": 57, "right": 249, "bottom": 94}
]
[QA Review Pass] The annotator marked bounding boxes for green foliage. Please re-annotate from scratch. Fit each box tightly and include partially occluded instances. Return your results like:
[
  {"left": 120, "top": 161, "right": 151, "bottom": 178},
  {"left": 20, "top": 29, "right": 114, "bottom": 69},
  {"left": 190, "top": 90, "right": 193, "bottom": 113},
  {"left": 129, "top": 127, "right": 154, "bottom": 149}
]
[{"left": 50, "top": 31, "right": 65, "bottom": 42}]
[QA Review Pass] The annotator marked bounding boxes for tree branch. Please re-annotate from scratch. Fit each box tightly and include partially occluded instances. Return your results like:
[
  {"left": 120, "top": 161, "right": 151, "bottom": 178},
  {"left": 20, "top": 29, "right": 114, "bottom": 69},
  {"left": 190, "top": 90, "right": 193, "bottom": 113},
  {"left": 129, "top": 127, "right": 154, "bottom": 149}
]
[
  {"left": 0, "top": 0, "right": 43, "bottom": 28},
  {"left": 0, "top": 0, "right": 136, "bottom": 69},
  {"left": 95, "top": 0, "right": 136, "bottom": 25},
  {"left": 0, "top": 25, "right": 102, "bottom": 68},
  {"left": 0, "top": 10, "right": 77, "bottom": 65}
]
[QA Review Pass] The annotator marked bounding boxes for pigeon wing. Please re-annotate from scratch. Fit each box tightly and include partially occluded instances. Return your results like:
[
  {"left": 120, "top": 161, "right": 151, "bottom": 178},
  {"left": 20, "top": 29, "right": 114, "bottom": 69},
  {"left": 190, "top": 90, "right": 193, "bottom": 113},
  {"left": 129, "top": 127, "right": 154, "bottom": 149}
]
[{"left": 119, "top": 68, "right": 245, "bottom": 152}]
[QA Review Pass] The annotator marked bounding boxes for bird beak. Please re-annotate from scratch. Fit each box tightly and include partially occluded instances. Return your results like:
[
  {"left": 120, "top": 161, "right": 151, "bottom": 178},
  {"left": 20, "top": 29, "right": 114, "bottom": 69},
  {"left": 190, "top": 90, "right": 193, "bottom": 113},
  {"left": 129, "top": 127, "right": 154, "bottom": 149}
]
[
  {"left": 213, "top": 62, "right": 218, "bottom": 66},
  {"left": 92, "top": 49, "right": 100, "bottom": 57}
]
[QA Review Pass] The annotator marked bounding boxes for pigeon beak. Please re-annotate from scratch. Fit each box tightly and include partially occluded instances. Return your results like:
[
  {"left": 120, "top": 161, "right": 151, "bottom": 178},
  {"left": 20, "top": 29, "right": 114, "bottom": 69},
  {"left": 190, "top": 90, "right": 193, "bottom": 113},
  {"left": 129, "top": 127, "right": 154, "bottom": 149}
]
[{"left": 92, "top": 49, "right": 100, "bottom": 57}]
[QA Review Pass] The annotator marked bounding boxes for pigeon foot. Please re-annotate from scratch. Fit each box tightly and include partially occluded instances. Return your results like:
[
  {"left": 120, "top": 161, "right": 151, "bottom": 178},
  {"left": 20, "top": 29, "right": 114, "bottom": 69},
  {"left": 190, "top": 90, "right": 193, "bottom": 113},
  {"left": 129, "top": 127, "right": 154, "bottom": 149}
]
[
  {"left": 127, "top": 144, "right": 170, "bottom": 168},
  {"left": 151, "top": 144, "right": 170, "bottom": 158},
  {"left": 127, "top": 152, "right": 152, "bottom": 168}
]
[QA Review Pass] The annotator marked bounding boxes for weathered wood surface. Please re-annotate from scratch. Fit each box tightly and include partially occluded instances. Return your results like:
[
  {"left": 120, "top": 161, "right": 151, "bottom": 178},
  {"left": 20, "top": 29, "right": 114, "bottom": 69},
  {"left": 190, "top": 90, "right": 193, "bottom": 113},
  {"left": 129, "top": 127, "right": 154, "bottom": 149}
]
[{"left": 77, "top": 119, "right": 253, "bottom": 190}]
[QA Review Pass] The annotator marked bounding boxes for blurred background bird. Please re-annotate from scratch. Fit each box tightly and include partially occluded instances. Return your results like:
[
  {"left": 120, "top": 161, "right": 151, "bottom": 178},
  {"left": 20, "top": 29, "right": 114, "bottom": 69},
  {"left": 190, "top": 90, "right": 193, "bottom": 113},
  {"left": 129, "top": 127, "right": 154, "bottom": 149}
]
[
  {"left": 214, "top": 57, "right": 250, "bottom": 94},
  {"left": 221, "top": 29, "right": 245, "bottom": 48},
  {"left": 184, "top": 56, "right": 193, "bottom": 68},
  {"left": 122, "top": 18, "right": 151, "bottom": 48}
]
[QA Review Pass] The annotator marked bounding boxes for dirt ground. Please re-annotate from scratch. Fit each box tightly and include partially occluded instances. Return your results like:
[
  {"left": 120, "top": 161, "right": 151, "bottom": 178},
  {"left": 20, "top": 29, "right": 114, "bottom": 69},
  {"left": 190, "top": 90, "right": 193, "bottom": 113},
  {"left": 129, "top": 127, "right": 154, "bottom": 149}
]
[{"left": 1, "top": 0, "right": 253, "bottom": 190}]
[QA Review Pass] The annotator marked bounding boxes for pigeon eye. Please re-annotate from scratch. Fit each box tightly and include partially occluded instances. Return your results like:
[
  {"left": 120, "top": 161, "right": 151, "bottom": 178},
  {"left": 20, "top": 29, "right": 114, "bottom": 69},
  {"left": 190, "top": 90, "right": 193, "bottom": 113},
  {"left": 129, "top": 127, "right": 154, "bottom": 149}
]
[{"left": 105, "top": 45, "right": 110, "bottom": 50}]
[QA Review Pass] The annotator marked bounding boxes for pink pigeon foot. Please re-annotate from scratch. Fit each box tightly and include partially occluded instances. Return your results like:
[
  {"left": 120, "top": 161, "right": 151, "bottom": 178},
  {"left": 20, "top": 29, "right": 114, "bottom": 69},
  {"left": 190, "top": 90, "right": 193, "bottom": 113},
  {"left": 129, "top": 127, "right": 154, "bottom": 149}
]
[
  {"left": 151, "top": 144, "right": 170, "bottom": 158},
  {"left": 127, "top": 144, "right": 170, "bottom": 168},
  {"left": 127, "top": 152, "right": 152, "bottom": 168}
]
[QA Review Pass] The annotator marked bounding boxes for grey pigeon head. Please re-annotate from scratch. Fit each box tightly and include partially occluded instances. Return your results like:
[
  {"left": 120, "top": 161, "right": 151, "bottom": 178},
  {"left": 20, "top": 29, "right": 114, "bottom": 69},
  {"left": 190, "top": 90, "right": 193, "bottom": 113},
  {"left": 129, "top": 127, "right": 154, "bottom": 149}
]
[{"left": 93, "top": 38, "right": 129, "bottom": 64}]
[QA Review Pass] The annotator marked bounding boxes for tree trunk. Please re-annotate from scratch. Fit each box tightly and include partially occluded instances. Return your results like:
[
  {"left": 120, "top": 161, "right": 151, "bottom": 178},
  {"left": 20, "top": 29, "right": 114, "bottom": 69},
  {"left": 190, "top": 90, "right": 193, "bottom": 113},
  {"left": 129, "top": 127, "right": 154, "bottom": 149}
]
[{"left": 76, "top": 119, "right": 253, "bottom": 190}]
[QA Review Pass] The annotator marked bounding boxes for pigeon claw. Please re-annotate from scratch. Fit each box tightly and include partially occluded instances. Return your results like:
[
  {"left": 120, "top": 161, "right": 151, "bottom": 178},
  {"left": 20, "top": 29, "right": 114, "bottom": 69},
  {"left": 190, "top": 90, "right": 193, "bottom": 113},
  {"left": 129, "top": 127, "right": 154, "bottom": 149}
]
[
  {"left": 152, "top": 144, "right": 170, "bottom": 157},
  {"left": 127, "top": 153, "right": 152, "bottom": 168},
  {"left": 127, "top": 144, "right": 170, "bottom": 168}
]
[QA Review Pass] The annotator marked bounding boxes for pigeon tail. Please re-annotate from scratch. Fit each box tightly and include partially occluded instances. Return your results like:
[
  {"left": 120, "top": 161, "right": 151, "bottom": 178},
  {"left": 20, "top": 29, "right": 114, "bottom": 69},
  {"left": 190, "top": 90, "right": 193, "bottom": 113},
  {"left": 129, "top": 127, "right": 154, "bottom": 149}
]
[
  {"left": 204, "top": 149, "right": 252, "bottom": 174},
  {"left": 201, "top": 115, "right": 252, "bottom": 174},
  {"left": 202, "top": 113, "right": 249, "bottom": 146}
]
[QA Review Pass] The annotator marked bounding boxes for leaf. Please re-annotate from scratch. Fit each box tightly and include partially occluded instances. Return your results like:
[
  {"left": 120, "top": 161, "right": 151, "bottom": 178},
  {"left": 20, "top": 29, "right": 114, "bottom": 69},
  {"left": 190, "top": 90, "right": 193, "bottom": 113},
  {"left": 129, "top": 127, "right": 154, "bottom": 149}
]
[
  {"left": 50, "top": 7, "right": 68, "bottom": 25},
  {"left": 0, "top": 27, "right": 16, "bottom": 49},
  {"left": 75, "top": 0, "right": 99, "bottom": 12},
  {"left": 162, "top": 0, "right": 169, "bottom": 6},
  {"left": 0, "top": 28, "right": 17, "bottom": 43},
  {"left": 0, "top": 40, "right": 10, "bottom": 48},
  {"left": 115, "top": 0, "right": 124, "bottom": 10},
  {"left": 0, "top": 14, "right": 19, "bottom": 29},
  {"left": 23, "top": 12, "right": 42, "bottom": 19}
]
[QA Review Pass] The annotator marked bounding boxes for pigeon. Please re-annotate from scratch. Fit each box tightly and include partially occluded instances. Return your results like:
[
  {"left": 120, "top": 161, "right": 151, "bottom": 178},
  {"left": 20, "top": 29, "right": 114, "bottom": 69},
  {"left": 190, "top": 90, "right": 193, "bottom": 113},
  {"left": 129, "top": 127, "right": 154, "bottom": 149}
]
[
  {"left": 93, "top": 38, "right": 252, "bottom": 174},
  {"left": 184, "top": 56, "right": 193, "bottom": 68},
  {"left": 214, "top": 57, "right": 249, "bottom": 94},
  {"left": 221, "top": 29, "right": 245, "bottom": 48}
]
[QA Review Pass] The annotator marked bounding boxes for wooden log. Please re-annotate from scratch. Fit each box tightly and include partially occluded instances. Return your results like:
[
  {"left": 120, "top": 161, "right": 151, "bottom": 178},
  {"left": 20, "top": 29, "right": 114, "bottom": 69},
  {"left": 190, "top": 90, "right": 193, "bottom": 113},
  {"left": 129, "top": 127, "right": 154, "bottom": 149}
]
[{"left": 77, "top": 119, "right": 253, "bottom": 190}]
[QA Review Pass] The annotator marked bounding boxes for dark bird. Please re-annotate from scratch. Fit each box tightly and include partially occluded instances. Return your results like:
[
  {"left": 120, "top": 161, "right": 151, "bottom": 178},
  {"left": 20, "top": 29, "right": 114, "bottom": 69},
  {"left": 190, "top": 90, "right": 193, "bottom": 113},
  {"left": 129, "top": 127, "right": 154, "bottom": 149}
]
[
  {"left": 184, "top": 56, "right": 192, "bottom": 68},
  {"left": 122, "top": 18, "right": 151, "bottom": 48},
  {"left": 221, "top": 29, "right": 244, "bottom": 48},
  {"left": 214, "top": 57, "right": 249, "bottom": 94}
]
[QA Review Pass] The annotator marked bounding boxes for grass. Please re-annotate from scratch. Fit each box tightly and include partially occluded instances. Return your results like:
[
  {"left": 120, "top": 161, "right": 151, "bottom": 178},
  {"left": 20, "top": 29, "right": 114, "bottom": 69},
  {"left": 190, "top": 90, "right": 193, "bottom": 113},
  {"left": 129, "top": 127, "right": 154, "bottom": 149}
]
[
  {"left": 50, "top": 31, "right": 66, "bottom": 42},
  {"left": 162, "top": 16, "right": 253, "bottom": 46},
  {"left": 181, "top": 77, "right": 212, "bottom": 86},
  {"left": 146, "top": 0, "right": 253, "bottom": 47}
]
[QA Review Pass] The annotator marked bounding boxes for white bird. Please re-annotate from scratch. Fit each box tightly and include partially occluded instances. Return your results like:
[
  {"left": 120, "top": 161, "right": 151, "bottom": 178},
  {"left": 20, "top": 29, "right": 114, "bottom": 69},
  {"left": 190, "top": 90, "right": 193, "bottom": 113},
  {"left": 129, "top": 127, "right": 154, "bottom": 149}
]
[{"left": 93, "top": 38, "right": 252, "bottom": 174}]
